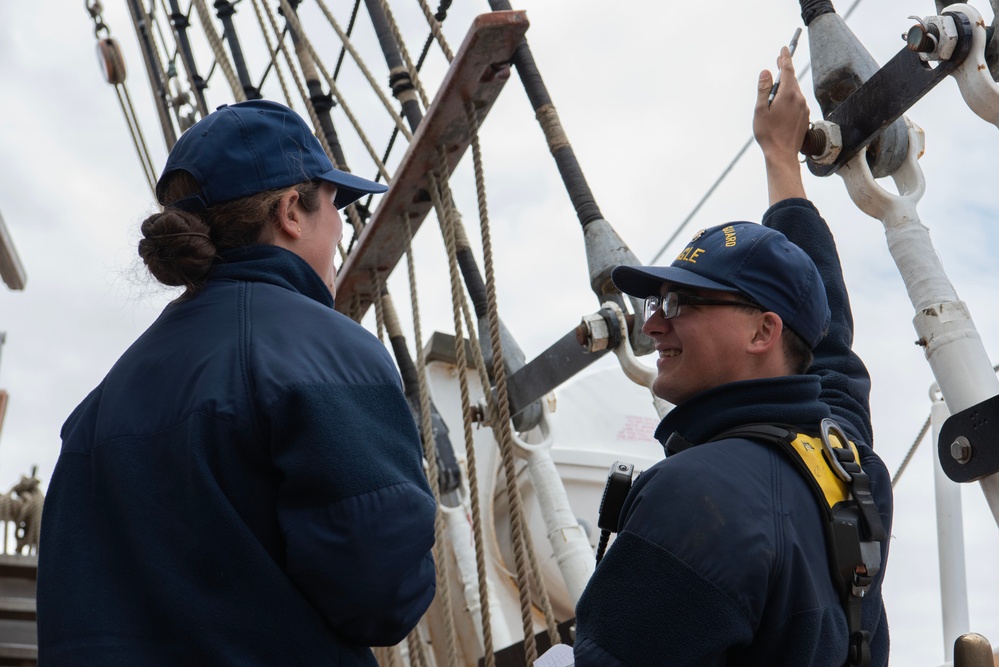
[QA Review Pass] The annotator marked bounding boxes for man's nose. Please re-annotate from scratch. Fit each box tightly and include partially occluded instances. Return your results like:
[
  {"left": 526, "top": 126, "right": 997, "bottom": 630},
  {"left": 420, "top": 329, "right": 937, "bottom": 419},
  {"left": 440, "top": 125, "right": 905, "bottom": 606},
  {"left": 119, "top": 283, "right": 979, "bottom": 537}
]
[{"left": 642, "top": 310, "right": 671, "bottom": 337}]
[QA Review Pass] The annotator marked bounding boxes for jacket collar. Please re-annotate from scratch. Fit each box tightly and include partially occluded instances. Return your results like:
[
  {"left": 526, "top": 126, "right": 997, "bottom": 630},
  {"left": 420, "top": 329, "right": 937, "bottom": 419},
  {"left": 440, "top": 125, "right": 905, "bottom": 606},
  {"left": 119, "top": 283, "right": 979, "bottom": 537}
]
[
  {"left": 654, "top": 375, "right": 830, "bottom": 454},
  {"left": 209, "top": 245, "right": 336, "bottom": 310}
]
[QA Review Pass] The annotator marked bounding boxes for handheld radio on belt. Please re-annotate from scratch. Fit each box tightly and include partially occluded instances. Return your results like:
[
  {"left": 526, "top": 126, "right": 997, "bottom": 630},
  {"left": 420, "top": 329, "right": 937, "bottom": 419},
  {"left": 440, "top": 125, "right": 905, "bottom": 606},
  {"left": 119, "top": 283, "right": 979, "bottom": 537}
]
[{"left": 594, "top": 461, "right": 634, "bottom": 564}]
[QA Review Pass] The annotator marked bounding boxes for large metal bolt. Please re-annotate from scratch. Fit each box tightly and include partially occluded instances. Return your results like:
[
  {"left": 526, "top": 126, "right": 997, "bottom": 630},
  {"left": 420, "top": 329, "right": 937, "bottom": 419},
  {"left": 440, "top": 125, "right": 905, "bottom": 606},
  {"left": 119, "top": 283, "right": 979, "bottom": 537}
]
[
  {"left": 904, "top": 16, "right": 939, "bottom": 53},
  {"left": 801, "top": 120, "right": 842, "bottom": 166},
  {"left": 577, "top": 312, "right": 611, "bottom": 353},
  {"left": 950, "top": 436, "right": 972, "bottom": 464},
  {"left": 800, "top": 128, "right": 827, "bottom": 157}
]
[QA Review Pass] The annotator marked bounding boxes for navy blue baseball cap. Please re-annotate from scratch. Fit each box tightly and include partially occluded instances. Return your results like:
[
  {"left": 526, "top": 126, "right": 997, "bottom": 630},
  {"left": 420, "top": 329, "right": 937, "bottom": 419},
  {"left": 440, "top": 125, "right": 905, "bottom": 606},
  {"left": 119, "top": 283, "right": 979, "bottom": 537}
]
[
  {"left": 612, "top": 222, "right": 830, "bottom": 349},
  {"left": 156, "top": 100, "right": 387, "bottom": 210}
]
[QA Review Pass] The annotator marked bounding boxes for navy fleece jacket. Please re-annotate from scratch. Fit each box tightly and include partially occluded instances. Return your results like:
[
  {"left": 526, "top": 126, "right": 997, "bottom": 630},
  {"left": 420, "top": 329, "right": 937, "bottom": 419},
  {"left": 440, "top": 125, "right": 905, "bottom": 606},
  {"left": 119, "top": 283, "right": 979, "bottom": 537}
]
[{"left": 38, "top": 245, "right": 436, "bottom": 666}]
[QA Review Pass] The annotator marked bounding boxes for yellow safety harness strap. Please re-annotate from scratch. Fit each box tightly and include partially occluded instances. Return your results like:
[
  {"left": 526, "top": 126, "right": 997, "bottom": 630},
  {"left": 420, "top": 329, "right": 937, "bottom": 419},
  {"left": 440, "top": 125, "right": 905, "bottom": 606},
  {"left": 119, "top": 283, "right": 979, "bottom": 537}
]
[{"left": 711, "top": 419, "right": 886, "bottom": 667}]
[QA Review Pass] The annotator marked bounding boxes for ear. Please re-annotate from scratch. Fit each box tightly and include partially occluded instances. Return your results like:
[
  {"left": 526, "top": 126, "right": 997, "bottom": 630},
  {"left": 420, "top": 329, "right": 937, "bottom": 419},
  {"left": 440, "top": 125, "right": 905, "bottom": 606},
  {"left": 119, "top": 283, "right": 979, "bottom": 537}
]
[
  {"left": 747, "top": 311, "right": 784, "bottom": 355},
  {"left": 274, "top": 189, "right": 303, "bottom": 240}
]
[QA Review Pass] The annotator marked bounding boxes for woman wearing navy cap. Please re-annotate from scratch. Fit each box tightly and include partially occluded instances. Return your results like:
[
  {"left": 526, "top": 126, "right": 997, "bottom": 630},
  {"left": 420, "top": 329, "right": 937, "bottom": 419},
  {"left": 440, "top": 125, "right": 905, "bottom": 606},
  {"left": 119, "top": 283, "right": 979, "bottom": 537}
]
[{"left": 38, "top": 101, "right": 437, "bottom": 666}]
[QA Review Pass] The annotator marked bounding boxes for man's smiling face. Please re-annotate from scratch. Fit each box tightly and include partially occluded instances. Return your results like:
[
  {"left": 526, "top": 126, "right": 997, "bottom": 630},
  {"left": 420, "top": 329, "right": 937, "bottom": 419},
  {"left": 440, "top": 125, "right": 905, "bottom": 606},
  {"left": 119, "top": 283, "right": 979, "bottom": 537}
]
[{"left": 642, "top": 284, "right": 768, "bottom": 404}]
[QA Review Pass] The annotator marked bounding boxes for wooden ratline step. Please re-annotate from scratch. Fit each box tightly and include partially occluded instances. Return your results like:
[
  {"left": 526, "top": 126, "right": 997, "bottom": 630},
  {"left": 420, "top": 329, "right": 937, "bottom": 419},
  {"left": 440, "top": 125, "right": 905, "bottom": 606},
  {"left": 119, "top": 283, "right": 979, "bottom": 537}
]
[
  {"left": 0, "top": 555, "right": 37, "bottom": 666},
  {"left": 335, "top": 10, "right": 529, "bottom": 318}
]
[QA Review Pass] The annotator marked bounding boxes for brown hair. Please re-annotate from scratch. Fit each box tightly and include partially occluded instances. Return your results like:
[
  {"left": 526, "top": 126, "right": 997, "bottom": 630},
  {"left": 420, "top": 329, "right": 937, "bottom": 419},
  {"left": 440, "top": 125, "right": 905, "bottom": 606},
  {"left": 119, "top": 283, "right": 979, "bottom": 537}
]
[
  {"left": 138, "top": 171, "right": 322, "bottom": 293},
  {"left": 782, "top": 327, "right": 815, "bottom": 375},
  {"left": 729, "top": 294, "right": 814, "bottom": 375}
]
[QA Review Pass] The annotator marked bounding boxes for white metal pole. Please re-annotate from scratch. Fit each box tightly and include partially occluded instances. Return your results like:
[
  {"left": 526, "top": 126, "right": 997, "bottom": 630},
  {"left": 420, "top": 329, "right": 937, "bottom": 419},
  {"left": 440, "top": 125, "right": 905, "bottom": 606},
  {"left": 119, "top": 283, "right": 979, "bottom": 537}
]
[
  {"left": 930, "top": 389, "right": 970, "bottom": 661},
  {"left": 441, "top": 502, "right": 514, "bottom": 654},
  {"left": 510, "top": 414, "right": 595, "bottom": 607}
]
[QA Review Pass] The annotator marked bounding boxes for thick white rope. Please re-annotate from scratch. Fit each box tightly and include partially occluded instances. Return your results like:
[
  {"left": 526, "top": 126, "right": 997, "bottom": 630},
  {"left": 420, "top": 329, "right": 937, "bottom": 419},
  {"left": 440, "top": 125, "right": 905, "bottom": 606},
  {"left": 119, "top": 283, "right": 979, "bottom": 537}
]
[{"left": 375, "top": 0, "right": 430, "bottom": 109}]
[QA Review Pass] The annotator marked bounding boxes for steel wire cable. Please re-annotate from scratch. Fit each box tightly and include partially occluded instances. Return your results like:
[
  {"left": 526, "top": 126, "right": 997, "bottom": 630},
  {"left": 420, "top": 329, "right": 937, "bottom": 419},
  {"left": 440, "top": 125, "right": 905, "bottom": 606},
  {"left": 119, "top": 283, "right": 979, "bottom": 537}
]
[{"left": 647, "top": 0, "right": 867, "bottom": 265}]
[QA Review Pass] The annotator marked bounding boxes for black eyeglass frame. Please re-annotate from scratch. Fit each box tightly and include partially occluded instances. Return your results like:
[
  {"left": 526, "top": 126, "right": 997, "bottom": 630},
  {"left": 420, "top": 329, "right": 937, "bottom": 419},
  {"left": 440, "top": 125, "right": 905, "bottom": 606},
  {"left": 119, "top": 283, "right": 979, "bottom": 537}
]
[{"left": 644, "top": 292, "right": 764, "bottom": 321}]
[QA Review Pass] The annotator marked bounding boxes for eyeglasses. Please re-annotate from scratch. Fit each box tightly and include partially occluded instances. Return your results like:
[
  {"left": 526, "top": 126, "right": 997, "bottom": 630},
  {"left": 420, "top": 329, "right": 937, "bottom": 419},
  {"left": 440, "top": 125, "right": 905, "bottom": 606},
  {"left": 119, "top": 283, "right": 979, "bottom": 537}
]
[{"left": 644, "top": 292, "right": 763, "bottom": 321}]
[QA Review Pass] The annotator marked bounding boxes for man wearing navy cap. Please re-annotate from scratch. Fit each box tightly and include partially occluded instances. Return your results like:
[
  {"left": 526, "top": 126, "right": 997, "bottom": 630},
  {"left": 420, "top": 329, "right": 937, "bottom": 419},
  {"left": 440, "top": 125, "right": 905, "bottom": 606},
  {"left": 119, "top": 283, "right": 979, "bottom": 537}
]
[{"left": 573, "top": 51, "right": 892, "bottom": 666}]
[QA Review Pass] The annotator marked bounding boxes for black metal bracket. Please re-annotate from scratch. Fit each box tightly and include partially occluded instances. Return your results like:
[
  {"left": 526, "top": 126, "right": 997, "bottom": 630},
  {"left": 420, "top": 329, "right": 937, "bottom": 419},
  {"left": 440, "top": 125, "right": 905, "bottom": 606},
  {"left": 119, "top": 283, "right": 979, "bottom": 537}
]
[
  {"left": 505, "top": 323, "right": 613, "bottom": 418},
  {"left": 807, "top": 11, "right": 975, "bottom": 177},
  {"left": 938, "top": 393, "right": 999, "bottom": 483}
]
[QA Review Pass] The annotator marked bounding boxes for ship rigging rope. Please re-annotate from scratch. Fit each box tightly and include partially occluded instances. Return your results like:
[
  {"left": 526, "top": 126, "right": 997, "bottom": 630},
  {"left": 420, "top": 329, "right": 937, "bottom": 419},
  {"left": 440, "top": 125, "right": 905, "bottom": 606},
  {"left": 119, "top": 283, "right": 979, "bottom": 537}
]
[
  {"left": 463, "top": 104, "right": 562, "bottom": 649},
  {"left": 87, "top": 3, "right": 157, "bottom": 193},
  {"left": 458, "top": 301, "right": 500, "bottom": 667},
  {"left": 151, "top": 0, "right": 177, "bottom": 81},
  {"left": 393, "top": 92, "right": 563, "bottom": 660},
  {"left": 373, "top": 644, "right": 403, "bottom": 667},
  {"left": 456, "top": 127, "right": 561, "bottom": 649},
  {"left": 252, "top": 0, "right": 336, "bottom": 161},
  {"left": 115, "top": 84, "right": 159, "bottom": 193},
  {"left": 427, "top": 166, "right": 524, "bottom": 665},
  {"left": 376, "top": 0, "right": 431, "bottom": 109},
  {"left": 399, "top": 250, "right": 463, "bottom": 667},
  {"left": 160, "top": 0, "right": 210, "bottom": 118},
  {"left": 372, "top": 271, "right": 386, "bottom": 343},
  {"left": 431, "top": 144, "right": 564, "bottom": 663},
  {"left": 404, "top": 209, "right": 499, "bottom": 665},
  {"left": 416, "top": 0, "right": 454, "bottom": 62},
  {"left": 128, "top": 0, "right": 177, "bottom": 144},
  {"left": 277, "top": 0, "right": 394, "bottom": 180},
  {"left": 407, "top": 630, "right": 430, "bottom": 667},
  {"left": 314, "top": 0, "right": 414, "bottom": 142},
  {"left": 191, "top": 0, "right": 247, "bottom": 102},
  {"left": 401, "top": 217, "right": 460, "bottom": 667},
  {"left": 248, "top": 0, "right": 296, "bottom": 110},
  {"left": 332, "top": 0, "right": 361, "bottom": 80},
  {"left": 454, "top": 208, "right": 569, "bottom": 657},
  {"left": 892, "top": 414, "right": 931, "bottom": 489}
]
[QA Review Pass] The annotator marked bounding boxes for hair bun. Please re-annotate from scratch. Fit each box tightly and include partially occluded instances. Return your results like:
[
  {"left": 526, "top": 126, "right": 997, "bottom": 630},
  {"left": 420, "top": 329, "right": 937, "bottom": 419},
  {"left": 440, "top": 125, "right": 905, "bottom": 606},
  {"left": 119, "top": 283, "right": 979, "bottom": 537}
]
[{"left": 138, "top": 210, "right": 216, "bottom": 290}]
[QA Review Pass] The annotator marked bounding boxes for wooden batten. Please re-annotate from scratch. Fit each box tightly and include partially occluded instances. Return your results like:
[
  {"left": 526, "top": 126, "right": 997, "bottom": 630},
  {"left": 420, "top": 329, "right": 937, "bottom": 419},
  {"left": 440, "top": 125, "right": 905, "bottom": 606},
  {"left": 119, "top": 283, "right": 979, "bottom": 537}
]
[{"left": 334, "top": 10, "right": 529, "bottom": 318}]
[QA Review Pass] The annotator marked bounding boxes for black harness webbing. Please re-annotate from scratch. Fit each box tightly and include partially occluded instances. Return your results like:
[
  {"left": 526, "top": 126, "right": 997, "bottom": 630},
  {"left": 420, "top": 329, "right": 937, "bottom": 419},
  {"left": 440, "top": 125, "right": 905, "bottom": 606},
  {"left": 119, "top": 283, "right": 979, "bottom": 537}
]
[{"left": 712, "top": 418, "right": 886, "bottom": 667}]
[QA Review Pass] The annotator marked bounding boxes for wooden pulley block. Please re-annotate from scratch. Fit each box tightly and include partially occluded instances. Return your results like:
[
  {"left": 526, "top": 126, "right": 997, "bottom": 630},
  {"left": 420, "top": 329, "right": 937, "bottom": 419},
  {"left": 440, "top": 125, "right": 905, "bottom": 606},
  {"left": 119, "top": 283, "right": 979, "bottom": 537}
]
[{"left": 96, "top": 37, "right": 126, "bottom": 85}]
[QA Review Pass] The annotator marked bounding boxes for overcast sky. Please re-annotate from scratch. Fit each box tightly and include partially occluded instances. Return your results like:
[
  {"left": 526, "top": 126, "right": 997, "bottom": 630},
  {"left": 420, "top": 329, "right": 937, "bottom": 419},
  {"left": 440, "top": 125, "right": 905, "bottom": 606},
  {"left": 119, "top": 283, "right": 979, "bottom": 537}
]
[{"left": 1, "top": 0, "right": 998, "bottom": 663}]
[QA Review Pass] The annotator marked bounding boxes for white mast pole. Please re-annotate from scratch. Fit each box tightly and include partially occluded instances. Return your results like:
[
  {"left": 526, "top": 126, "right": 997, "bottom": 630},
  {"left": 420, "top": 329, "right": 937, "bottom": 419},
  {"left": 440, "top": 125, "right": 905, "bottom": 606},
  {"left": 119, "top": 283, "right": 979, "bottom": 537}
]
[{"left": 930, "top": 389, "right": 970, "bottom": 661}]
